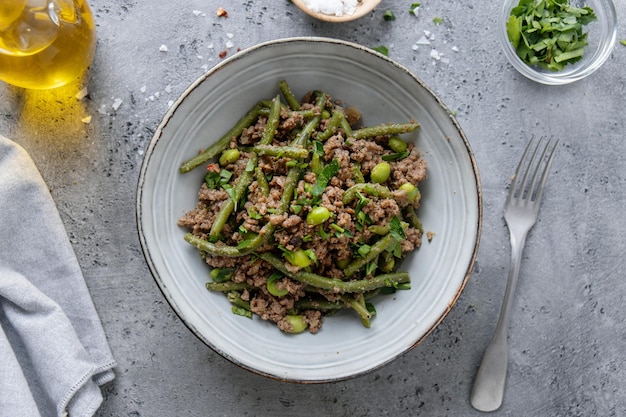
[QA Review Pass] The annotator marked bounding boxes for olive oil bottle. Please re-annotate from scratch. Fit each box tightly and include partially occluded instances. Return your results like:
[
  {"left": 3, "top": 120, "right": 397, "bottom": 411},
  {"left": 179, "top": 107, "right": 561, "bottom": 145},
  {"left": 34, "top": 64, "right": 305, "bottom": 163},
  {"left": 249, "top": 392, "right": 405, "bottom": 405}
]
[{"left": 0, "top": 0, "right": 96, "bottom": 89}]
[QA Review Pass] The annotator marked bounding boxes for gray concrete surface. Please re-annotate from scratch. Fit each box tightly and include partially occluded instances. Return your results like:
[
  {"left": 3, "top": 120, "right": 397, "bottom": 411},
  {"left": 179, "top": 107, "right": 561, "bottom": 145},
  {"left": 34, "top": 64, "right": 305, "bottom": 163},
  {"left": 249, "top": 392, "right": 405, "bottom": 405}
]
[{"left": 1, "top": 1, "right": 625, "bottom": 416}]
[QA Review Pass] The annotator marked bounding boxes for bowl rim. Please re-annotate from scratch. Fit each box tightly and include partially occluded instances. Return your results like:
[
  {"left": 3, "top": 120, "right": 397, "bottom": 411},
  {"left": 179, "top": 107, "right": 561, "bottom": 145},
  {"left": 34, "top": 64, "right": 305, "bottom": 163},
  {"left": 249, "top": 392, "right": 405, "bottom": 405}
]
[
  {"left": 498, "top": 0, "right": 617, "bottom": 85},
  {"left": 136, "top": 36, "right": 483, "bottom": 383}
]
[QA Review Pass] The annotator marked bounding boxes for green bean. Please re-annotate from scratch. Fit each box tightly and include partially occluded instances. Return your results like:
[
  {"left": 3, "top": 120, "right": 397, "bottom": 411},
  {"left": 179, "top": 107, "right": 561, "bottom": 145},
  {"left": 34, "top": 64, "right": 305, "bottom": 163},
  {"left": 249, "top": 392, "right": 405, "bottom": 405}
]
[
  {"left": 344, "top": 295, "right": 372, "bottom": 328},
  {"left": 292, "top": 93, "right": 326, "bottom": 147},
  {"left": 368, "top": 224, "right": 389, "bottom": 235},
  {"left": 227, "top": 291, "right": 251, "bottom": 309},
  {"left": 342, "top": 182, "right": 392, "bottom": 204},
  {"left": 351, "top": 122, "right": 420, "bottom": 139},
  {"left": 255, "top": 166, "right": 269, "bottom": 196},
  {"left": 379, "top": 250, "right": 395, "bottom": 272},
  {"left": 310, "top": 152, "right": 322, "bottom": 174},
  {"left": 179, "top": 102, "right": 263, "bottom": 174},
  {"left": 402, "top": 206, "right": 423, "bottom": 232},
  {"left": 205, "top": 281, "right": 251, "bottom": 292},
  {"left": 259, "top": 107, "right": 318, "bottom": 118},
  {"left": 316, "top": 110, "right": 344, "bottom": 141},
  {"left": 260, "top": 95, "right": 282, "bottom": 146},
  {"left": 258, "top": 252, "right": 409, "bottom": 293},
  {"left": 185, "top": 233, "right": 243, "bottom": 257},
  {"left": 279, "top": 79, "right": 301, "bottom": 111},
  {"left": 352, "top": 162, "right": 365, "bottom": 184},
  {"left": 343, "top": 233, "right": 400, "bottom": 277},
  {"left": 340, "top": 115, "right": 353, "bottom": 138},
  {"left": 295, "top": 298, "right": 346, "bottom": 311},
  {"left": 252, "top": 145, "right": 309, "bottom": 159}
]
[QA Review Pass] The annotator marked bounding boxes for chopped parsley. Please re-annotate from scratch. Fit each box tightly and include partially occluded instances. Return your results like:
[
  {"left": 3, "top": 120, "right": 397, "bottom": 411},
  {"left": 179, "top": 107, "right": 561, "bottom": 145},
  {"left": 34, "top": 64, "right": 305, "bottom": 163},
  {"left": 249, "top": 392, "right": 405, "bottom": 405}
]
[
  {"left": 311, "top": 159, "right": 339, "bottom": 197},
  {"left": 383, "top": 10, "right": 396, "bottom": 21},
  {"left": 372, "top": 45, "right": 389, "bottom": 56},
  {"left": 506, "top": 0, "right": 597, "bottom": 71},
  {"left": 205, "top": 169, "right": 232, "bottom": 189}
]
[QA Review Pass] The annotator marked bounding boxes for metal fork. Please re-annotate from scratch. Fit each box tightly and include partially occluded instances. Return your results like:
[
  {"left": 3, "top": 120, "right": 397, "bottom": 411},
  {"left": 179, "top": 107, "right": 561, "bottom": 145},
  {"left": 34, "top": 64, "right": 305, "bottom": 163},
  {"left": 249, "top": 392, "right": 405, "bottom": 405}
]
[{"left": 470, "top": 136, "right": 559, "bottom": 412}]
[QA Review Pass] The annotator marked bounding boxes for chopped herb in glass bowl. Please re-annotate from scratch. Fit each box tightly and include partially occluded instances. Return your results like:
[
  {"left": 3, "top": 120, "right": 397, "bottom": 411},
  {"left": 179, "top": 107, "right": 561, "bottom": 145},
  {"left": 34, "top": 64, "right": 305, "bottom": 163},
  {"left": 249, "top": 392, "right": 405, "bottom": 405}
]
[
  {"left": 507, "top": 0, "right": 597, "bottom": 71},
  {"left": 499, "top": 0, "right": 617, "bottom": 85}
]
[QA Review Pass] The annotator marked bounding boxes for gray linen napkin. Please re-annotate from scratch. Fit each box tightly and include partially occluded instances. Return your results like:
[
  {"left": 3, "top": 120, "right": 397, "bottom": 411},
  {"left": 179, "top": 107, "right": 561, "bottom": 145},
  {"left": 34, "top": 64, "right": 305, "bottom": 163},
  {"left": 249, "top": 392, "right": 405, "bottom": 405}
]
[{"left": 0, "top": 135, "right": 116, "bottom": 417}]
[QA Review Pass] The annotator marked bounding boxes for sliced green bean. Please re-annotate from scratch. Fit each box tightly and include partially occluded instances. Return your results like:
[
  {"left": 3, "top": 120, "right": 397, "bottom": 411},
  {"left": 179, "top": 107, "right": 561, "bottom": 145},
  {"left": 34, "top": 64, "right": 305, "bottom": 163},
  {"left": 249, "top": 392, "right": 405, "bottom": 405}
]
[
  {"left": 344, "top": 295, "right": 372, "bottom": 328},
  {"left": 279, "top": 80, "right": 301, "bottom": 111},
  {"left": 340, "top": 116, "right": 353, "bottom": 138},
  {"left": 258, "top": 252, "right": 409, "bottom": 293},
  {"left": 260, "top": 95, "right": 282, "bottom": 145},
  {"left": 252, "top": 145, "right": 309, "bottom": 159},
  {"left": 255, "top": 166, "right": 269, "bottom": 196},
  {"left": 342, "top": 182, "right": 392, "bottom": 204},
  {"left": 227, "top": 291, "right": 251, "bottom": 309},
  {"left": 316, "top": 110, "right": 344, "bottom": 141},
  {"left": 206, "top": 281, "right": 251, "bottom": 292},
  {"left": 179, "top": 102, "right": 263, "bottom": 173},
  {"left": 352, "top": 162, "right": 365, "bottom": 184},
  {"left": 343, "top": 232, "right": 399, "bottom": 277},
  {"left": 185, "top": 233, "right": 243, "bottom": 257},
  {"left": 402, "top": 206, "right": 423, "bottom": 232},
  {"left": 352, "top": 122, "right": 420, "bottom": 140}
]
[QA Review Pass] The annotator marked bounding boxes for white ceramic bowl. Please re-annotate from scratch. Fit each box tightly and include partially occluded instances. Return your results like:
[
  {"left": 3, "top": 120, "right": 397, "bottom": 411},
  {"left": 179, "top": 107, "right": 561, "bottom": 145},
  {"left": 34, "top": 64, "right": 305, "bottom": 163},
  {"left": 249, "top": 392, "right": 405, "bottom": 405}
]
[
  {"left": 499, "top": 0, "right": 617, "bottom": 85},
  {"left": 137, "top": 37, "right": 481, "bottom": 383}
]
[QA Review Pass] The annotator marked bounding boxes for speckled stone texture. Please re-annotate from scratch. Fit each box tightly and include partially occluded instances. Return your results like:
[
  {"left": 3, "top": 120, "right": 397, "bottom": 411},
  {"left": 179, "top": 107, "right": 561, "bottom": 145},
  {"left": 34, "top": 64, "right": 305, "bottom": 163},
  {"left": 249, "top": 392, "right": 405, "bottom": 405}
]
[{"left": 1, "top": 1, "right": 625, "bottom": 416}]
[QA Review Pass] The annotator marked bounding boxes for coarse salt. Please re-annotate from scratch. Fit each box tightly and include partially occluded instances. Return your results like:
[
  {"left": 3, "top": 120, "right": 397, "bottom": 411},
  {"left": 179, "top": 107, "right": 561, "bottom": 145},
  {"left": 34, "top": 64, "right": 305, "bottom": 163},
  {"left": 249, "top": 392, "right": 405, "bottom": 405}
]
[{"left": 303, "top": 0, "right": 359, "bottom": 16}]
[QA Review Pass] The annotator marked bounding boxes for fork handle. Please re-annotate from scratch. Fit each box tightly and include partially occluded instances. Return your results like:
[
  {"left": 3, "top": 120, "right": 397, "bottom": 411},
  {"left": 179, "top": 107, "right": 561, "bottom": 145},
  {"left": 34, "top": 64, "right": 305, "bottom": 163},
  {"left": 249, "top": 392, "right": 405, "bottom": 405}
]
[{"left": 470, "top": 230, "right": 528, "bottom": 412}]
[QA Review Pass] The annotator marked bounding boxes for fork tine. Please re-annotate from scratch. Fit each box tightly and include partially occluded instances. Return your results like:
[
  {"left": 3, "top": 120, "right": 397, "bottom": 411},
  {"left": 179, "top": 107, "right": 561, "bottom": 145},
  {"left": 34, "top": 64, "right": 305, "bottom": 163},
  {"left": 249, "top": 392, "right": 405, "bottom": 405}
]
[
  {"left": 506, "top": 136, "right": 537, "bottom": 204},
  {"left": 531, "top": 137, "right": 559, "bottom": 203},
  {"left": 520, "top": 136, "right": 545, "bottom": 200}
]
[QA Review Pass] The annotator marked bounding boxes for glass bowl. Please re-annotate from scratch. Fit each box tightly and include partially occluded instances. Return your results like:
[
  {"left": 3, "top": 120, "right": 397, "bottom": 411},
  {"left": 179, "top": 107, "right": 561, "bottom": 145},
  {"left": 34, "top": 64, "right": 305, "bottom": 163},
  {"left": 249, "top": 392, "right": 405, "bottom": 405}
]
[{"left": 499, "top": 0, "right": 617, "bottom": 85}]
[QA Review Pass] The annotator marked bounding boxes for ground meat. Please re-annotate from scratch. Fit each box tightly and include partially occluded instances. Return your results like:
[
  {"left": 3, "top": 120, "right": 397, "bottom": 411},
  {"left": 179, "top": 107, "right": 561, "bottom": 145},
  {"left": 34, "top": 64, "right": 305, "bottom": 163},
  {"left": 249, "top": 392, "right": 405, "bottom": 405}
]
[{"left": 178, "top": 88, "right": 427, "bottom": 334}]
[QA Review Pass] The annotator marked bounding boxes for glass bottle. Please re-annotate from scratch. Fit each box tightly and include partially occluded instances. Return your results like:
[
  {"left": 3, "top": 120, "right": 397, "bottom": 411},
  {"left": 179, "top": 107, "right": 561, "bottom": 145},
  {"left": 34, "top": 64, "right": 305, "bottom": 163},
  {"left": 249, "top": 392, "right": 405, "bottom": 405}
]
[{"left": 0, "top": 0, "right": 96, "bottom": 90}]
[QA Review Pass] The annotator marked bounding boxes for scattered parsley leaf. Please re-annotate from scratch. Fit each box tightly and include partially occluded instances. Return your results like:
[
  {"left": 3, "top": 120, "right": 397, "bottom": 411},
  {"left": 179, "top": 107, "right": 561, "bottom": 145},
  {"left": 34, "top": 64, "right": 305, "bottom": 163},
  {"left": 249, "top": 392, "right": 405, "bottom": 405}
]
[
  {"left": 205, "top": 169, "right": 232, "bottom": 189},
  {"left": 383, "top": 10, "right": 396, "bottom": 21},
  {"left": 432, "top": 17, "right": 443, "bottom": 25},
  {"left": 311, "top": 159, "right": 339, "bottom": 196},
  {"left": 409, "top": 3, "right": 421, "bottom": 15},
  {"left": 358, "top": 244, "right": 372, "bottom": 258},
  {"left": 211, "top": 268, "right": 234, "bottom": 283},
  {"left": 372, "top": 45, "right": 389, "bottom": 56},
  {"left": 318, "top": 225, "right": 332, "bottom": 239},
  {"left": 620, "top": 40, "right": 626, "bottom": 46},
  {"left": 389, "top": 216, "right": 407, "bottom": 241},
  {"left": 382, "top": 151, "right": 410, "bottom": 161},
  {"left": 365, "top": 260, "right": 378, "bottom": 276}
]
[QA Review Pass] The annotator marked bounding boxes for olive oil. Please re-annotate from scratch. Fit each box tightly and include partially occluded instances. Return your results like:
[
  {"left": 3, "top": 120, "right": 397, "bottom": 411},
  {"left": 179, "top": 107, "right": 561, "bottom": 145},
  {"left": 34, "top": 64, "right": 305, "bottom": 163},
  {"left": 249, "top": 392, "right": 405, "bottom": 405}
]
[{"left": 0, "top": 0, "right": 96, "bottom": 90}]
